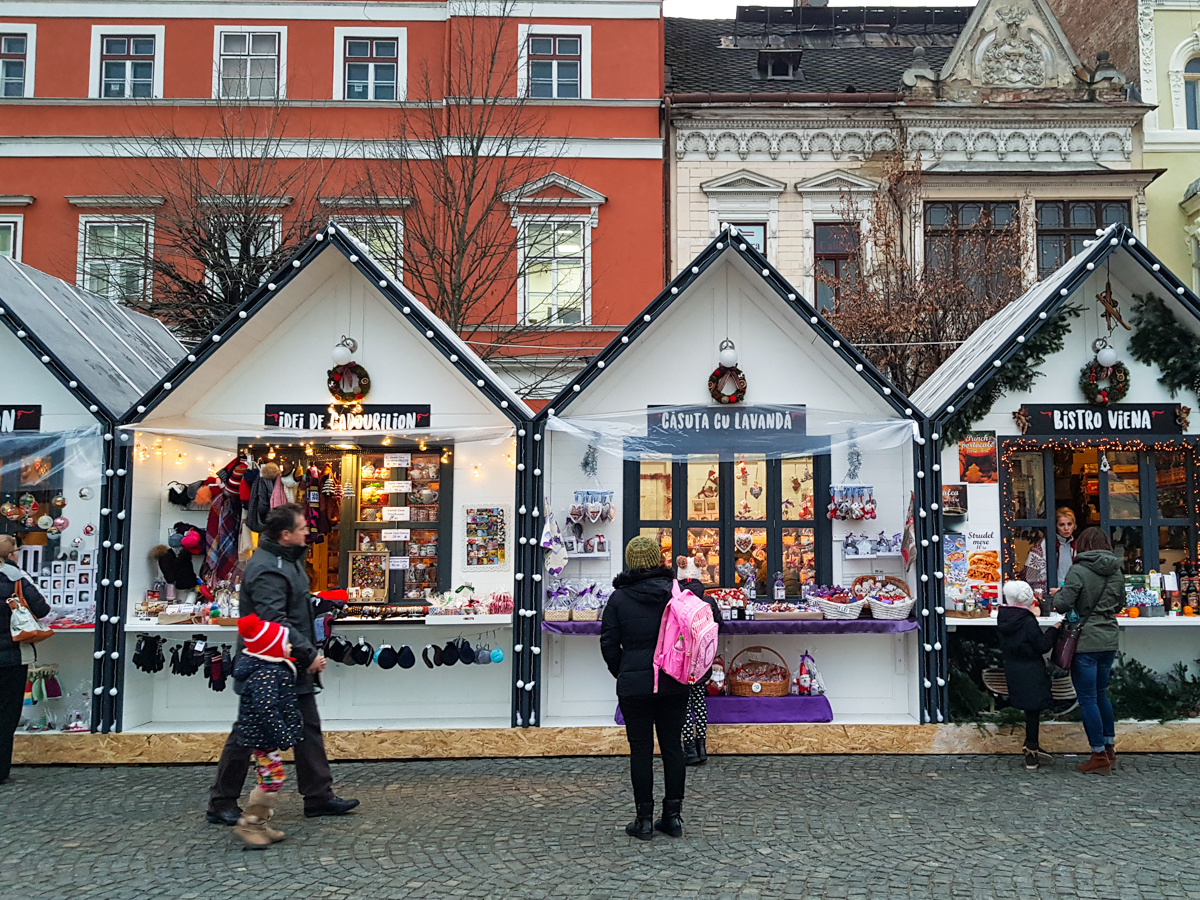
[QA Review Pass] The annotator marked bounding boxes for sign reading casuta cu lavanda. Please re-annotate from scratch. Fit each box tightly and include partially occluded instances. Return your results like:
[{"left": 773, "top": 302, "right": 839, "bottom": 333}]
[
  {"left": 650, "top": 406, "right": 805, "bottom": 435},
  {"left": 265, "top": 404, "right": 431, "bottom": 431},
  {"left": 1019, "top": 404, "right": 1184, "bottom": 435}
]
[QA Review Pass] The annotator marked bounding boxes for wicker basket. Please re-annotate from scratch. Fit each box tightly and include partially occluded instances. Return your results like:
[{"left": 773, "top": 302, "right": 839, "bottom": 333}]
[
  {"left": 570, "top": 608, "right": 599, "bottom": 621},
  {"left": 543, "top": 609, "right": 571, "bottom": 622},
  {"left": 867, "top": 597, "right": 916, "bottom": 620},
  {"left": 814, "top": 597, "right": 867, "bottom": 620},
  {"left": 851, "top": 574, "right": 912, "bottom": 600},
  {"left": 728, "top": 645, "right": 791, "bottom": 697}
]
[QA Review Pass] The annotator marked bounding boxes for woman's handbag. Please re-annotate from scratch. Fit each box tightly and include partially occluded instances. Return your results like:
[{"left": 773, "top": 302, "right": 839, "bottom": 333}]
[
  {"left": 8, "top": 579, "right": 53, "bottom": 644},
  {"left": 1049, "top": 620, "right": 1080, "bottom": 669}
]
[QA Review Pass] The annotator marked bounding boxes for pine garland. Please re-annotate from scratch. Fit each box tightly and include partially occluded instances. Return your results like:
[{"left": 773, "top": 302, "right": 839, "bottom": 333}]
[
  {"left": 942, "top": 304, "right": 1082, "bottom": 444},
  {"left": 1128, "top": 293, "right": 1200, "bottom": 403}
]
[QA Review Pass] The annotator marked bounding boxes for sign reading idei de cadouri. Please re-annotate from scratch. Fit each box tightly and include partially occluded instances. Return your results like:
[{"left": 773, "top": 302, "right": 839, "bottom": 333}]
[
  {"left": 1020, "top": 403, "right": 1183, "bottom": 435},
  {"left": 264, "top": 404, "right": 430, "bottom": 431}
]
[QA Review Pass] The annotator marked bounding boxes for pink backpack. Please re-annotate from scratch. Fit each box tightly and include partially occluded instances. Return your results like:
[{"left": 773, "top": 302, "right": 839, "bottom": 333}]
[{"left": 653, "top": 580, "right": 719, "bottom": 692}]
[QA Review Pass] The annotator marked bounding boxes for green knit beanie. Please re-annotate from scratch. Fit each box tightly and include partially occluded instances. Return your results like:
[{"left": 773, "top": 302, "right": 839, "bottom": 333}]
[{"left": 624, "top": 535, "right": 663, "bottom": 571}]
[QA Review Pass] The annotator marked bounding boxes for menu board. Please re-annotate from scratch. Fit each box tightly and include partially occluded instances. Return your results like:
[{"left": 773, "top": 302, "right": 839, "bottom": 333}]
[{"left": 958, "top": 433, "right": 997, "bottom": 484}]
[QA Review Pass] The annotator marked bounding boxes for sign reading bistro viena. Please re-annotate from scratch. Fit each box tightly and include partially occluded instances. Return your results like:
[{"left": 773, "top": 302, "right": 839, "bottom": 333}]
[
  {"left": 265, "top": 404, "right": 431, "bottom": 431},
  {"left": 1017, "top": 403, "right": 1185, "bottom": 436}
]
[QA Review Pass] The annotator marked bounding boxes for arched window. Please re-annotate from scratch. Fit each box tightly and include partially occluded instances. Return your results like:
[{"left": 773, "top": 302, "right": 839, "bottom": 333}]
[{"left": 1186, "top": 58, "right": 1200, "bottom": 129}]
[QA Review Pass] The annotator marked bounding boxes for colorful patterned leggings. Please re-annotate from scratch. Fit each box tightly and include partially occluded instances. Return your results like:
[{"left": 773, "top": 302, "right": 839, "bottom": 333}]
[
  {"left": 683, "top": 682, "right": 708, "bottom": 743},
  {"left": 252, "top": 749, "right": 286, "bottom": 793}
]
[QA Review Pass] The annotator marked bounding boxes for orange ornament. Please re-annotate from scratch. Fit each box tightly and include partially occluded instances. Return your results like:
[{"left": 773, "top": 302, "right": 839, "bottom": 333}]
[
  {"left": 1184, "top": 606, "right": 1195, "bottom": 616},
  {"left": 1128, "top": 606, "right": 1141, "bottom": 618}
]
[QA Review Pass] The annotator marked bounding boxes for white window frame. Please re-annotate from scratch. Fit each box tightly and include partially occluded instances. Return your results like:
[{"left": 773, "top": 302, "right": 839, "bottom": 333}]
[
  {"left": 212, "top": 25, "right": 287, "bottom": 100},
  {"left": 332, "top": 27, "right": 406, "bottom": 102},
  {"left": 206, "top": 215, "right": 282, "bottom": 288},
  {"left": 76, "top": 215, "right": 154, "bottom": 304},
  {"left": 88, "top": 24, "right": 164, "bottom": 100},
  {"left": 341, "top": 215, "right": 404, "bottom": 278},
  {"left": 0, "top": 214, "right": 23, "bottom": 260},
  {"left": 0, "top": 24, "right": 36, "bottom": 99},
  {"left": 515, "top": 215, "right": 592, "bottom": 327},
  {"left": 517, "top": 24, "right": 591, "bottom": 100}
]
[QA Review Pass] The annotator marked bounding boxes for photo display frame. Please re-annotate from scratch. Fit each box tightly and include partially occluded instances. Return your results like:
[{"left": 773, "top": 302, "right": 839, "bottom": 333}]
[{"left": 463, "top": 505, "right": 510, "bottom": 571}]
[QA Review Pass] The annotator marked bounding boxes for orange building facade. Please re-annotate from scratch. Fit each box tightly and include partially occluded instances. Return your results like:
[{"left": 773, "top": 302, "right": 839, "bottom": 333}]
[{"left": 0, "top": 1, "right": 665, "bottom": 397}]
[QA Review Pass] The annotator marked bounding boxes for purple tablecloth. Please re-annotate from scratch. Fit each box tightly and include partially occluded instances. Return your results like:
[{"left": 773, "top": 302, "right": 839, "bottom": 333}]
[
  {"left": 542, "top": 618, "right": 916, "bottom": 636},
  {"left": 615, "top": 694, "right": 834, "bottom": 725}
]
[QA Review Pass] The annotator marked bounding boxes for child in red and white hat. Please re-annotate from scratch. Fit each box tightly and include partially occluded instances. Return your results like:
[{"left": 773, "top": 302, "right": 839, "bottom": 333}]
[{"left": 231, "top": 613, "right": 304, "bottom": 848}]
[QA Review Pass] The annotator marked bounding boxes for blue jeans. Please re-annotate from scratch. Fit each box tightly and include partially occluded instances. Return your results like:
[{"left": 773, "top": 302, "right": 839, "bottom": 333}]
[{"left": 1071, "top": 651, "right": 1116, "bottom": 753}]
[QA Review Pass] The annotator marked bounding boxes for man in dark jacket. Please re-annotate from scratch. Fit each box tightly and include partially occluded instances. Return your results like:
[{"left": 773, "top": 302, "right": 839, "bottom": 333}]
[
  {"left": 601, "top": 536, "right": 690, "bottom": 840},
  {"left": 206, "top": 504, "right": 359, "bottom": 824}
]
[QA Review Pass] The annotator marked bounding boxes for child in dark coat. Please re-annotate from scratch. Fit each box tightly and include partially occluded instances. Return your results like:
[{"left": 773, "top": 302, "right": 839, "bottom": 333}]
[
  {"left": 231, "top": 613, "right": 304, "bottom": 848},
  {"left": 995, "top": 580, "right": 1061, "bottom": 771}
]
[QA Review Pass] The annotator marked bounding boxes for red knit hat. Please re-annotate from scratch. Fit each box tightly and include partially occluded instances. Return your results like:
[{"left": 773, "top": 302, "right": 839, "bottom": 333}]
[{"left": 238, "top": 613, "right": 289, "bottom": 660}]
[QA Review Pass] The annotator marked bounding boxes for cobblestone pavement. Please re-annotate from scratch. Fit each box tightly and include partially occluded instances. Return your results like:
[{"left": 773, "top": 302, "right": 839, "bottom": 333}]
[{"left": 2, "top": 753, "right": 1200, "bottom": 899}]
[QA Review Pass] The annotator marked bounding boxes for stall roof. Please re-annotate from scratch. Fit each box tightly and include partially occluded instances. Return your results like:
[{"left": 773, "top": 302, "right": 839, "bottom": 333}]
[
  {"left": 124, "top": 221, "right": 534, "bottom": 426},
  {"left": 539, "top": 225, "right": 919, "bottom": 421},
  {"left": 912, "top": 223, "right": 1200, "bottom": 421},
  {"left": 0, "top": 257, "right": 185, "bottom": 421}
]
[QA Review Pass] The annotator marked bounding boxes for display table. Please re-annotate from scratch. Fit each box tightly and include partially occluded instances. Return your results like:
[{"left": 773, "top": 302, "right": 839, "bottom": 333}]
[
  {"left": 615, "top": 694, "right": 834, "bottom": 725},
  {"left": 542, "top": 619, "right": 917, "bottom": 636}
]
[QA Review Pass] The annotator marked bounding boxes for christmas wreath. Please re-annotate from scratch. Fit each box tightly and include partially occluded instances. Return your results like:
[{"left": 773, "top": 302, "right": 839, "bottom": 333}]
[
  {"left": 1079, "top": 359, "right": 1129, "bottom": 406},
  {"left": 328, "top": 363, "right": 371, "bottom": 403},
  {"left": 707, "top": 364, "right": 747, "bottom": 404}
]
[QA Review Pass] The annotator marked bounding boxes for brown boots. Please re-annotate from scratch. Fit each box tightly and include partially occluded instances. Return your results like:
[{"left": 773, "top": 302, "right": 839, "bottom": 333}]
[
  {"left": 1105, "top": 745, "right": 1117, "bottom": 769},
  {"left": 1076, "top": 752, "right": 1112, "bottom": 776},
  {"left": 233, "top": 787, "right": 287, "bottom": 848}
]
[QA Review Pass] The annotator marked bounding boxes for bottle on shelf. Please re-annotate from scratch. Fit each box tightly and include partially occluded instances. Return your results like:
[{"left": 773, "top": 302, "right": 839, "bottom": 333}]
[{"left": 773, "top": 571, "right": 785, "bottom": 601}]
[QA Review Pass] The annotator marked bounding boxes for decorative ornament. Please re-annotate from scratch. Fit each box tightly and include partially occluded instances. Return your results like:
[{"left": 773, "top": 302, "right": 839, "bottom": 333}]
[
  {"left": 1012, "top": 405, "right": 1031, "bottom": 435},
  {"left": 328, "top": 361, "right": 371, "bottom": 404},
  {"left": 51, "top": 494, "right": 67, "bottom": 510},
  {"left": 0, "top": 502, "right": 15, "bottom": 521},
  {"left": 1079, "top": 358, "right": 1129, "bottom": 406},
  {"left": 83, "top": 523, "right": 96, "bottom": 536},
  {"left": 1095, "top": 280, "right": 1130, "bottom": 334},
  {"left": 791, "top": 476, "right": 802, "bottom": 493},
  {"left": 736, "top": 459, "right": 749, "bottom": 482},
  {"left": 1178, "top": 406, "right": 1192, "bottom": 430},
  {"left": 580, "top": 445, "right": 598, "bottom": 479},
  {"left": 708, "top": 339, "right": 746, "bottom": 405},
  {"left": 749, "top": 480, "right": 763, "bottom": 500},
  {"left": 53, "top": 516, "right": 69, "bottom": 531},
  {"left": 36, "top": 515, "right": 53, "bottom": 530},
  {"left": 78, "top": 486, "right": 94, "bottom": 500},
  {"left": 19, "top": 493, "right": 37, "bottom": 515}
]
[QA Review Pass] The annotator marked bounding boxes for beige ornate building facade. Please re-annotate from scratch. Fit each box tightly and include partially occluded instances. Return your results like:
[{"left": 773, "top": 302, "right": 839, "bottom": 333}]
[{"left": 666, "top": 0, "right": 1155, "bottom": 304}]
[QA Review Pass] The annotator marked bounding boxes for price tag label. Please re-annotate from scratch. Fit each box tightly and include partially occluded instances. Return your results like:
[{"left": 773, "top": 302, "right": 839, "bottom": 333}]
[
  {"left": 382, "top": 506, "right": 411, "bottom": 521},
  {"left": 383, "top": 481, "right": 411, "bottom": 494},
  {"left": 384, "top": 453, "right": 411, "bottom": 468},
  {"left": 381, "top": 528, "right": 411, "bottom": 542},
  {"left": 389, "top": 556, "right": 410, "bottom": 570}
]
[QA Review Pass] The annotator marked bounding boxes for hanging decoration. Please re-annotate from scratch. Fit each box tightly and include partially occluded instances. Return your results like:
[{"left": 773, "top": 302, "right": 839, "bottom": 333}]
[
  {"left": 827, "top": 484, "right": 877, "bottom": 521},
  {"left": 942, "top": 305, "right": 1081, "bottom": 445},
  {"left": 708, "top": 339, "right": 746, "bottom": 405},
  {"left": 1095, "top": 279, "right": 1131, "bottom": 333},
  {"left": 1079, "top": 357, "right": 1129, "bottom": 406},
  {"left": 1129, "top": 292, "right": 1200, "bottom": 405},
  {"left": 580, "top": 444, "right": 598, "bottom": 479},
  {"left": 327, "top": 335, "right": 370, "bottom": 404}
]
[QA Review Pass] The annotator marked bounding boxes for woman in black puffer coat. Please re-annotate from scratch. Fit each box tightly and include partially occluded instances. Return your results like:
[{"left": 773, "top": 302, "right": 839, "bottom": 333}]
[
  {"left": 600, "top": 536, "right": 690, "bottom": 841},
  {"left": 996, "top": 580, "right": 1060, "bottom": 772}
]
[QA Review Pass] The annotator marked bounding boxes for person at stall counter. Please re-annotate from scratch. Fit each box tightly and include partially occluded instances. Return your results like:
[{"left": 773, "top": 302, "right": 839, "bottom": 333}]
[
  {"left": 1053, "top": 527, "right": 1123, "bottom": 775},
  {"left": 229, "top": 613, "right": 304, "bottom": 848},
  {"left": 996, "top": 580, "right": 1061, "bottom": 771},
  {"left": 1024, "top": 508, "right": 1077, "bottom": 593},
  {"left": 0, "top": 535, "right": 50, "bottom": 785},
  {"left": 207, "top": 504, "right": 359, "bottom": 823},
  {"left": 601, "top": 536, "right": 690, "bottom": 840}
]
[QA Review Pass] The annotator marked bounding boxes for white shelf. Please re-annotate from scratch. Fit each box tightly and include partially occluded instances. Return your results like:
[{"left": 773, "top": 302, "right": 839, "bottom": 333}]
[
  {"left": 947, "top": 614, "right": 1200, "bottom": 628},
  {"left": 126, "top": 622, "right": 235, "bottom": 633},
  {"left": 566, "top": 551, "right": 610, "bottom": 560},
  {"left": 842, "top": 553, "right": 903, "bottom": 561},
  {"left": 423, "top": 614, "right": 512, "bottom": 626},
  {"left": 127, "top": 615, "right": 514, "bottom": 632}
]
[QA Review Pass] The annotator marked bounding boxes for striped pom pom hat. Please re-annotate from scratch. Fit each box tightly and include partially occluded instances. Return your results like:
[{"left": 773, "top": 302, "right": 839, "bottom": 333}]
[{"left": 238, "top": 613, "right": 289, "bottom": 660}]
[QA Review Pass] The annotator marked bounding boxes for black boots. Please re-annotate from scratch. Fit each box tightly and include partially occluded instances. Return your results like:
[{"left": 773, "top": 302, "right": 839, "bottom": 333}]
[
  {"left": 696, "top": 739, "right": 707, "bottom": 764},
  {"left": 684, "top": 739, "right": 708, "bottom": 767},
  {"left": 625, "top": 802, "right": 654, "bottom": 841},
  {"left": 654, "top": 799, "right": 683, "bottom": 838}
]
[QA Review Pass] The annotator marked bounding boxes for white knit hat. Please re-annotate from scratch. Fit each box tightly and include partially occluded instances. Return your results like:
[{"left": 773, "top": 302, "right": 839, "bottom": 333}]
[{"left": 1003, "top": 580, "right": 1035, "bottom": 607}]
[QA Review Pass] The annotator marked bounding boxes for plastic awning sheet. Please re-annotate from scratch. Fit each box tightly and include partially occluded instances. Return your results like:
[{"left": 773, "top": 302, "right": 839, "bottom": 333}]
[
  {"left": 545, "top": 405, "right": 916, "bottom": 460},
  {"left": 0, "top": 425, "right": 104, "bottom": 489},
  {"left": 118, "top": 423, "right": 517, "bottom": 454}
]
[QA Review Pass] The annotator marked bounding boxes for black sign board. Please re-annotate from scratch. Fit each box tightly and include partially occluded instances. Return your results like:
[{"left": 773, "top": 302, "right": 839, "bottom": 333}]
[
  {"left": 264, "top": 405, "right": 430, "bottom": 431},
  {"left": 0, "top": 406, "right": 41, "bottom": 432},
  {"left": 642, "top": 405, "right": 811, "bottom": 456},
  {"left": 1019, "top": 403, "right": 1183, "bottom": 436}
]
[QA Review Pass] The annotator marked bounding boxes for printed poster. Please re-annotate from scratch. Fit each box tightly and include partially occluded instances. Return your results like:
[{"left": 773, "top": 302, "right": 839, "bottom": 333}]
[
  {"left": 943, "top": 533, "right": 968, "bottom": 588},
  {"left": 958, "top": 432, "right": 997, "bottom": 484}
]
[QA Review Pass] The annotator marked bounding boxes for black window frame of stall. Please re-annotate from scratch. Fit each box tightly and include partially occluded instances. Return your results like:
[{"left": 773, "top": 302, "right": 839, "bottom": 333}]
[
  {"left": 241, "top": 440, "right": 455, "bottom": 601},
  {"left": 624, "top": 454, "right": 832, "bottom": 591},
  {"left": 999, "top": 436, "right": 1198, "bottom": 582}
]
